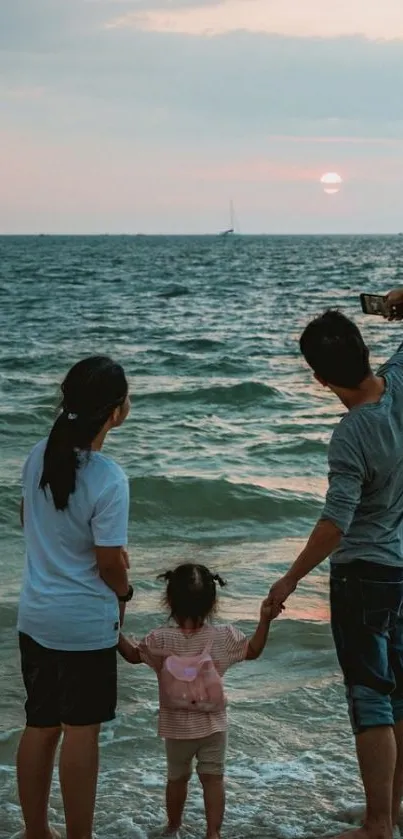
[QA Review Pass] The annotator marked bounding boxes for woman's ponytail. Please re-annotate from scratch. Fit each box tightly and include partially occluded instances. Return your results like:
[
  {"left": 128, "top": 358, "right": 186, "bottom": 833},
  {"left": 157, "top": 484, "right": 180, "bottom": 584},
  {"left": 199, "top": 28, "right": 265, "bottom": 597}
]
[
  {"left": 40, "top": 356, "right": 128, "bottom": 511},
  {"left": 40, "top": 412, "right": 80, "bottom": 510}
]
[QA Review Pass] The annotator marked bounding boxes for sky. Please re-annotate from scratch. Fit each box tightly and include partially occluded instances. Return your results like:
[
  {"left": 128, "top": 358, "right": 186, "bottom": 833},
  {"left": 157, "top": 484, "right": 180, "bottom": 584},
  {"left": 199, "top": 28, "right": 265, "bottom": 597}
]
[{"left": 1, "top": 0, "right": 403, "bottom": 234}]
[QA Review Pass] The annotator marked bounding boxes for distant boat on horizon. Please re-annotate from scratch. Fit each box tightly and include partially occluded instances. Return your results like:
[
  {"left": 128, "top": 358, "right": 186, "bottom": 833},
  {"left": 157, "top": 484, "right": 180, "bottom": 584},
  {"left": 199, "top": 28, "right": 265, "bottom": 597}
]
[{"left": 219, "top": 200, "right": 237, "bottom": 236}]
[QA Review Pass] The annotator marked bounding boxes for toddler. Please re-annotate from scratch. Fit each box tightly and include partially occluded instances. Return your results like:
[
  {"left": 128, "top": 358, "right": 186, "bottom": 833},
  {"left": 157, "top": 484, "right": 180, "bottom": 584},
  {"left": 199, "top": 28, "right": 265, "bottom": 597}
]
[{"left": 118, "top": 563, "right": 281, "bottom": 839}]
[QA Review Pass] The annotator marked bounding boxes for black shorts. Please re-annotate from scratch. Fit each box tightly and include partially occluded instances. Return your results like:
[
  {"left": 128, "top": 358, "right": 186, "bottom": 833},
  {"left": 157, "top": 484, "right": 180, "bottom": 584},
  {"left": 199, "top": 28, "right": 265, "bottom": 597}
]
[{"left": 19, "top": 632, "right": 117, "bottom": 728}]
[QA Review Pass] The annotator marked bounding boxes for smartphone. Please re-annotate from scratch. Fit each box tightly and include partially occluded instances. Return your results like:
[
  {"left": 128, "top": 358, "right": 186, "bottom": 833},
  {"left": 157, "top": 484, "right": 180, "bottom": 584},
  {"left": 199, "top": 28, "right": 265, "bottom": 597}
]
[{"left": 360, "top": 293, "right": 388, "bottom": 317}]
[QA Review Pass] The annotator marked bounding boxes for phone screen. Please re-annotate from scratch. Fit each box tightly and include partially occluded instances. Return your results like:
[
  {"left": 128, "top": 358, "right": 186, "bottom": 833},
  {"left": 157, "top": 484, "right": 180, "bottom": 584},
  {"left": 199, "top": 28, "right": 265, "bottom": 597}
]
[{"left": 360, "top": 294, "right": 388, "bottom": 317}]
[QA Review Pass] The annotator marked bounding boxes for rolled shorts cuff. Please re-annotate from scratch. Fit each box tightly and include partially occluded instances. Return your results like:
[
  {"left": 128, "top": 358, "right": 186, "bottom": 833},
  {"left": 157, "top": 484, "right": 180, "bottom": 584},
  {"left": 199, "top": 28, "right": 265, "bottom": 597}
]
[{"left": 347, "top": 684, "right": 394, "bottom": 733}]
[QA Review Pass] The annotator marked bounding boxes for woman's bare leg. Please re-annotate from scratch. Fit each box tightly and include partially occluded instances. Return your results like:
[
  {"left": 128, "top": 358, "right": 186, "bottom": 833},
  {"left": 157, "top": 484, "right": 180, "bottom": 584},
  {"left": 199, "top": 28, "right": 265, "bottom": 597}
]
[
  {"left": 17, "top": 725, "right": 61, "bottom": 839},
  {"left": 59, "top": 724, "right": 100, "bottom": 839}
]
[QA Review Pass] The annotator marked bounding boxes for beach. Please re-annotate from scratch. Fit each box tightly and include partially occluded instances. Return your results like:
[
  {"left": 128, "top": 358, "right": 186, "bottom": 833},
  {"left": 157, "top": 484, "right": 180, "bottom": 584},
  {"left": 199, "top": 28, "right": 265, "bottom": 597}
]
[{"left": 0, "top": 233, "right": 402, "bottom": 838}]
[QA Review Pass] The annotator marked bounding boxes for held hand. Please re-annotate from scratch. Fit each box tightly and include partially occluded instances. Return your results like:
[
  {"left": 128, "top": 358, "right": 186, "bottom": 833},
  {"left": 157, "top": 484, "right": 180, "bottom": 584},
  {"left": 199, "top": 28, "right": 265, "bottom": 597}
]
[
  {"left": 260, "top": 598, "right": 284, "bottom": 623},
  {"left": 385, "top": 289, "right": 403, "bottom": 320},
  {"left": 268, "top": 573, "right": 297, "bottom": 610},
  {"left": 117, "top": 633, "right": 141, "bottom": 664},
  {"left": 118, "top": 633, "right": 133, "bottom": 662}
]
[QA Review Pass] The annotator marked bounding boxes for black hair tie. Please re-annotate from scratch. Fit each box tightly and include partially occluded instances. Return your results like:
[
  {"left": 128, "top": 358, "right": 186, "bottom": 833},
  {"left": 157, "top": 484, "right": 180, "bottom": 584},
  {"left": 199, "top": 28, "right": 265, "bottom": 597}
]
[
  {"left": 61, "top": 406, "right": 78, "bottom": 421},
  {"left": 212, "top": 573, "right": 226, "bottom": 588},
  {"left": 157, "top": 570, "right": 173, "bottom": 582}
]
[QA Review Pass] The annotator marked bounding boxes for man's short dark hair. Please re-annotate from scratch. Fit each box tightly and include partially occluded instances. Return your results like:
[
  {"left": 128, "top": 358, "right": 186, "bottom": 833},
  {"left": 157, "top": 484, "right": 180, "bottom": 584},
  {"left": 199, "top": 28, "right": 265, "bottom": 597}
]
[{"left": 300, "top": 309, "right": 370, "bottom": 388}]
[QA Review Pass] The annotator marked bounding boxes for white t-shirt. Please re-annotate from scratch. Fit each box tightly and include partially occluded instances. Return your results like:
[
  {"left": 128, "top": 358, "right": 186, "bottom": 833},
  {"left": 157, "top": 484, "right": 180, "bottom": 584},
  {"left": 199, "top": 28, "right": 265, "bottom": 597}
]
[{"left": 18, "top": 439, "right": 129, "bottom": 651}]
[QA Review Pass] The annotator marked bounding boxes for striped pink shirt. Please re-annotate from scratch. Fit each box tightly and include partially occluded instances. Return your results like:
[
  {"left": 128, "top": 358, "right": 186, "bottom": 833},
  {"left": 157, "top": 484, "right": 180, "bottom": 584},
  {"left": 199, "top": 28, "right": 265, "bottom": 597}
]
[{"left": 137, "top": 623, "right": 249, "bottom": 739}]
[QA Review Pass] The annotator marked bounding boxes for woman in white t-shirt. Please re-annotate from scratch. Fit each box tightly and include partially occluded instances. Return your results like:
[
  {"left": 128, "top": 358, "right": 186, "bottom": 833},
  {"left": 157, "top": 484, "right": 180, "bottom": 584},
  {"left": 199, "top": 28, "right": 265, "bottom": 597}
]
[{"left": 17, "top": 355, "right": 132, "bottom": 839}]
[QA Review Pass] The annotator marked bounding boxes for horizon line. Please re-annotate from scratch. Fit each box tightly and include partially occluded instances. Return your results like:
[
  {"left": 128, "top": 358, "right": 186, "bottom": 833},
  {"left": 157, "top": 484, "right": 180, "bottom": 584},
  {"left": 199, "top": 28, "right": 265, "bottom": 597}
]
[{"left": 1, "top": 232, "right": 403, "bottom": 238}]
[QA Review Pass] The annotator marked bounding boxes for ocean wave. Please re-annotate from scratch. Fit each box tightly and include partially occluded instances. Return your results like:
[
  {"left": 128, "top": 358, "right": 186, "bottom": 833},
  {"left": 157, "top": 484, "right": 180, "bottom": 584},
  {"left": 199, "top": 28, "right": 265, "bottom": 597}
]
[
  {"left": 195, "top": 357, "right": 255, "bottom": 376},
  {"left": 0, "top": 473, "right": 320, "bottom": 542},
  {"left": 175, "top": 338, "right": 224, "bottom": 352},
  {"left": 248, "top": 438, "right": 327, "bottom": 458},
  {"left": 158, "top": 284, "right": 189, "bottom": 299},
  {"left": 0, "top": 603, "right": 18, "bottom": 629},
  {"left": 135, "top": 380, "right": 283, "bottom": 407},
  {"left": 130, "top": 475, "right": 321, "bottom": 523}
]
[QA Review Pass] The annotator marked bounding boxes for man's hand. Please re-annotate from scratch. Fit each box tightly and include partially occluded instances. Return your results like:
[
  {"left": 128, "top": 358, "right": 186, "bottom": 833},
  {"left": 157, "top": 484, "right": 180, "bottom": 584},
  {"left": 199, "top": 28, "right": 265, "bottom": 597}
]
[
  {"left": 267, "top": 519, "right": 342, "bottom": 610},
  {"left": 385, "top": 289, "right": 403, "bottom": 320},
  {"left": 268, "top": 572, "right": 297, "bottom": 610}
]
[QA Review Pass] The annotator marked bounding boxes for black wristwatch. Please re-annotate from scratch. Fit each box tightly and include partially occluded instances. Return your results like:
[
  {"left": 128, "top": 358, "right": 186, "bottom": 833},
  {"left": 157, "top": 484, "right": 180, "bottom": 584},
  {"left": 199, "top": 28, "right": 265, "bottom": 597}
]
[{"left": 118, "top": 585, "right": 134, "bottom": 603}]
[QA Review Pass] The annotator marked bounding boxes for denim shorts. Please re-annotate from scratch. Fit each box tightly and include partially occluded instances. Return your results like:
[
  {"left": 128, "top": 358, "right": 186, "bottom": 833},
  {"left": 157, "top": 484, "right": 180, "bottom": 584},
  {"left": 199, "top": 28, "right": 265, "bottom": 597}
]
[{"left": 330, "top": 560, "right": 403, "bottom": 734}]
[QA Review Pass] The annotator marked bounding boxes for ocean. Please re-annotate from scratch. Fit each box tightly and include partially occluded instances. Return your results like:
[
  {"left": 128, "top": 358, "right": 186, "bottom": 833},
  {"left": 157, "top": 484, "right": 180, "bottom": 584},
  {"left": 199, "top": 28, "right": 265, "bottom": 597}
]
[{"left": 0, "top": 234, "right": 402, "bottom": 838}]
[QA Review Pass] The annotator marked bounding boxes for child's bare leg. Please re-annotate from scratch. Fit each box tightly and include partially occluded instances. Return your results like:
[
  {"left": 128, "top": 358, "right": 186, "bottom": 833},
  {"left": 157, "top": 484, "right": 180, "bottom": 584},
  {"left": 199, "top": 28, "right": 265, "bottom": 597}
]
[
  {"left": 199, "top": 774, "right": 225, "bottom": 839},
  {"left": 165, "top": 776, "right": 189, "bottom": 832}
]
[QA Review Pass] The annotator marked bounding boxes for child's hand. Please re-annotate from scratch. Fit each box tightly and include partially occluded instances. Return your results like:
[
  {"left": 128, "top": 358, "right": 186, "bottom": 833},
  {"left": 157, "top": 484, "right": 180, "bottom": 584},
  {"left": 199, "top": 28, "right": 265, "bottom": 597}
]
[{"left": 260, "top": 598, "right": 284, "bottom": 623}]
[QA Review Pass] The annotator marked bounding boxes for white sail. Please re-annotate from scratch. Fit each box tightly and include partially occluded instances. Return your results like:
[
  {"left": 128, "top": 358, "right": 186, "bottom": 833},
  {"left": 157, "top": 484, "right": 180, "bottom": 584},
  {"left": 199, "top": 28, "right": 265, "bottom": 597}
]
[{"left": 219, "top": 200, "right": 236, "bottom": 236}]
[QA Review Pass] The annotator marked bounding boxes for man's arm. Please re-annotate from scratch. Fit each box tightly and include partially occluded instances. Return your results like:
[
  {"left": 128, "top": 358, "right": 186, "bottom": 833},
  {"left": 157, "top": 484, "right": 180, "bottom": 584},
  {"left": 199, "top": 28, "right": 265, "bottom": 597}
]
[
  {"left": 269, "top": 425, "right": 365, "bottom": 607},
  {"left": 268, "top": 519, "right": 342, "bottom": 607}
]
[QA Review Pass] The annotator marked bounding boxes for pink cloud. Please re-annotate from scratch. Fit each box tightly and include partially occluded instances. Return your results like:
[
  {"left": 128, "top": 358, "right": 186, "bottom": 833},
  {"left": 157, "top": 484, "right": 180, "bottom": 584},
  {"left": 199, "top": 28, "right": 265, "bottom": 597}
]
[
  {"left": 105, "top": 0, "right": 403, "bottom": 40},
  {"left": 193, "top": 159, "right": 319, "bottom": 183}
]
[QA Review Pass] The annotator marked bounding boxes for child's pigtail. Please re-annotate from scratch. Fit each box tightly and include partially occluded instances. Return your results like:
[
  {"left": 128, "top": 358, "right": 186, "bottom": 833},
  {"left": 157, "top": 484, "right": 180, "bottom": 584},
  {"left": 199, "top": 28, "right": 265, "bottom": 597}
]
[
  {"left": 212, "top": 573, "right": 227, "bottom": 588},
  {"left": 157, "top": 570, "right": 173, "bottom": 582}
]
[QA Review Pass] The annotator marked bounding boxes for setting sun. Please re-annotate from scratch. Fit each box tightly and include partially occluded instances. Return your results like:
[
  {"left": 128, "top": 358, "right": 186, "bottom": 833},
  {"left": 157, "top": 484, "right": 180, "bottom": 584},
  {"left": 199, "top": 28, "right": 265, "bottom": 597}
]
[{"left": 320, "top": 172, "right": 343, "bottom": 195}]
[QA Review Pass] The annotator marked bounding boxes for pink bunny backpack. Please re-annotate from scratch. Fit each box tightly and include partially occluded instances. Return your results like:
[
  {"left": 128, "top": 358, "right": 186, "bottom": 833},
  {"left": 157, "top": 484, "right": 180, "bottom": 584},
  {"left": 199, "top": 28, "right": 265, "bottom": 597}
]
[{"left": 158, "top": 631, "right": 227, "bottom": 713}]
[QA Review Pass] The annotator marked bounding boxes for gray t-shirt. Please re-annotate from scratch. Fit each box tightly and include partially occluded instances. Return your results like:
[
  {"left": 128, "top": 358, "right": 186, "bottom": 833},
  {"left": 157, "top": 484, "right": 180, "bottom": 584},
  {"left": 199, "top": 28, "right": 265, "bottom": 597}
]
[{"left": 323, "top": 344, "right": 403, "bottom": 566}]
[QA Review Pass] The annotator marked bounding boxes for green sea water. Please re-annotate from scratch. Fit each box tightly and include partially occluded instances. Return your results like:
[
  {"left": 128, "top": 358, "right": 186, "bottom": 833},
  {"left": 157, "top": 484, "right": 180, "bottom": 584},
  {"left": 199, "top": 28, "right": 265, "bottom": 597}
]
[{"left": 0, "top": 234, "right": 402, "bottom": 838}]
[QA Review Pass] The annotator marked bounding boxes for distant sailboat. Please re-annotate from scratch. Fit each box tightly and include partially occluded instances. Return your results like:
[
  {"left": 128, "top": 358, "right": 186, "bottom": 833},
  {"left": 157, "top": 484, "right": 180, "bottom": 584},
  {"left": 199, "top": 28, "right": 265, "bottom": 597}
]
[{"left": 219, "top": 200, "right": 236, "bottom": 236}]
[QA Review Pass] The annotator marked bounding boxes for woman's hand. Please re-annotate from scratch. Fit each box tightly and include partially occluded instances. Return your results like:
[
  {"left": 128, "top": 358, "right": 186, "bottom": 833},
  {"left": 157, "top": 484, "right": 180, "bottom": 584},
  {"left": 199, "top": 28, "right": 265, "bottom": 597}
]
[{"left": 118, "top": 633, "right": 141, "bottom": 664}]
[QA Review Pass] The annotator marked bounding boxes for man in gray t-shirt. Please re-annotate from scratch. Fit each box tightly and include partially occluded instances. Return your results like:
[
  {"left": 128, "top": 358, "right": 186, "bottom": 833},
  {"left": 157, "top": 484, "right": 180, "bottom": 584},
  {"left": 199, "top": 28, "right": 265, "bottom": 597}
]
[{"left": 269, "top": 305, "right": 403, "bottom": 839}]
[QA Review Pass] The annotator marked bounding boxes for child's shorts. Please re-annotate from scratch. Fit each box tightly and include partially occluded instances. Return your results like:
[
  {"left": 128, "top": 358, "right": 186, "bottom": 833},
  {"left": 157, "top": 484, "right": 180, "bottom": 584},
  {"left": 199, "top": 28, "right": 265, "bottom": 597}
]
[{"left": 165, "top": 731, "right": 227, "bottom": 781}]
